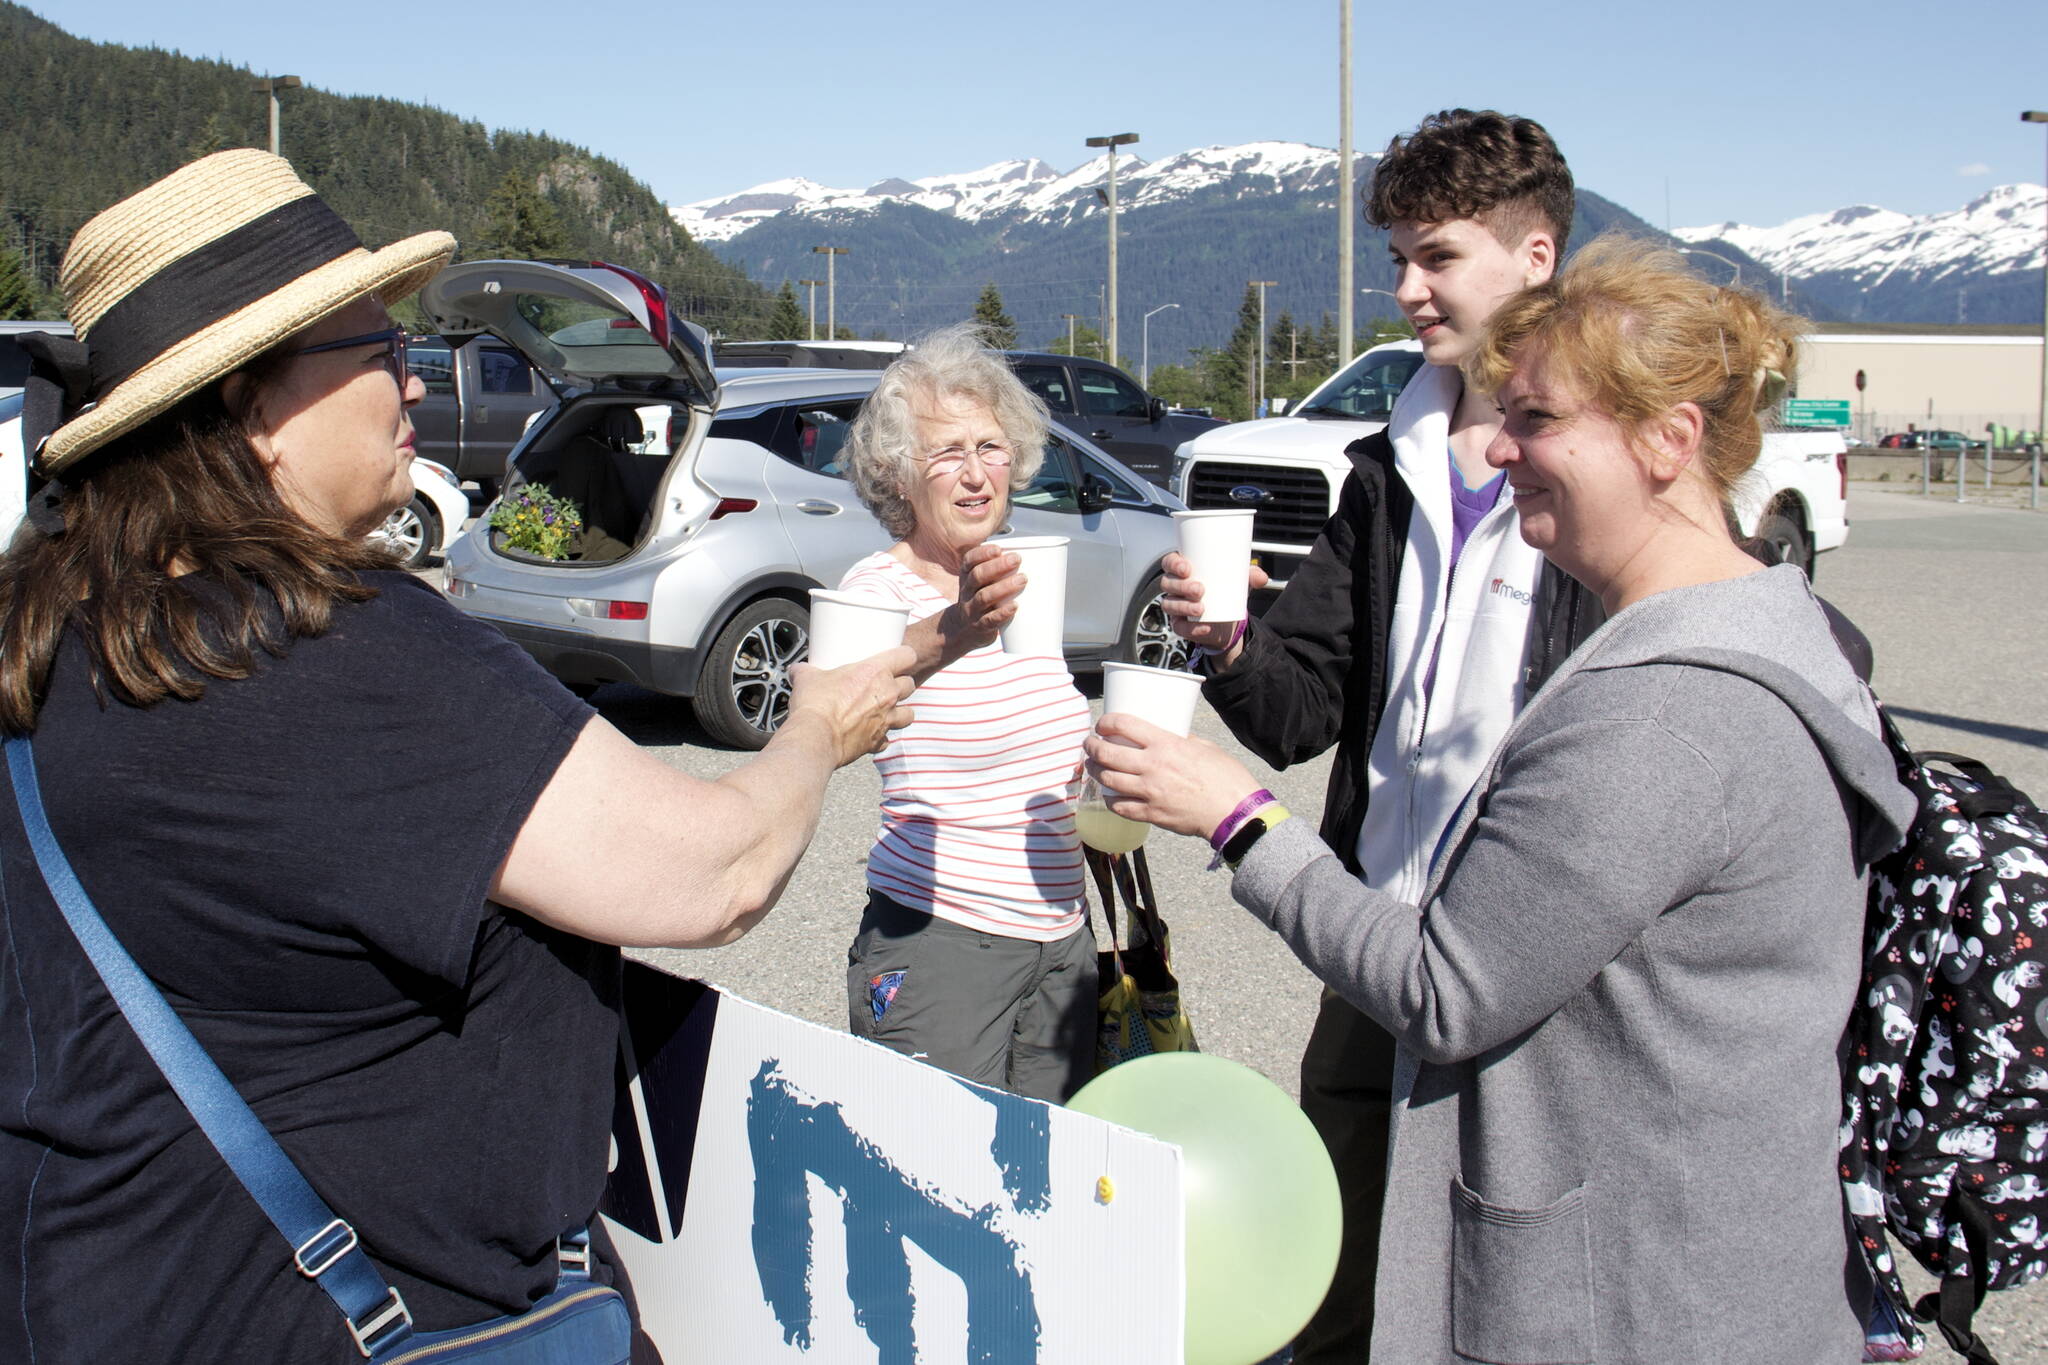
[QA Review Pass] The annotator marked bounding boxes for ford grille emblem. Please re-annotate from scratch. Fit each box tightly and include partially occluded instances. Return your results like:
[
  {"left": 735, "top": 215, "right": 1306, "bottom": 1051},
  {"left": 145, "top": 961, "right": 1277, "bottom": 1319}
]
[{"left": 1229, "top": 484, "right": 1271, "bottom": 506}]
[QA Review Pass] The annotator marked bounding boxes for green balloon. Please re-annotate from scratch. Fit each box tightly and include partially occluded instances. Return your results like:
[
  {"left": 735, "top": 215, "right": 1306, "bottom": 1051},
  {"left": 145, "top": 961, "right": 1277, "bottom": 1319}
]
[{"left": 1069, "top": 1053, "right": 1341, "bottom": 1365}]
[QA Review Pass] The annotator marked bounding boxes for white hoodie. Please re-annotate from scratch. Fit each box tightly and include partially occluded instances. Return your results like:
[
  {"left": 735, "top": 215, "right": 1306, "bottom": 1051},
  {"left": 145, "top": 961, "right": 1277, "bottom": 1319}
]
[{"left": 1353, "top": 362, "right": 1546, "bottom": 903}]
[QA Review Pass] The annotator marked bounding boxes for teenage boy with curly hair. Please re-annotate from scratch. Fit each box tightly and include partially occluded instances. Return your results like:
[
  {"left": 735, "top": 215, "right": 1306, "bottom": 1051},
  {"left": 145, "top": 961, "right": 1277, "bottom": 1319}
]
[{"left": 1163, "top": 108, "right": 1600, "bottom": 1360}]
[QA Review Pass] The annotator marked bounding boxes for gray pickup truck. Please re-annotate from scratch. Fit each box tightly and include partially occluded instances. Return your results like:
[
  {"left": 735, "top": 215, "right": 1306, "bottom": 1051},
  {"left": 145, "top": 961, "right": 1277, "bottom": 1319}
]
[
  {"left": 404, "top": 337, "right": 553, "bottom": 494},
  {"left": 1003, "top": 351, "right": 1225, "bottom": 489}
]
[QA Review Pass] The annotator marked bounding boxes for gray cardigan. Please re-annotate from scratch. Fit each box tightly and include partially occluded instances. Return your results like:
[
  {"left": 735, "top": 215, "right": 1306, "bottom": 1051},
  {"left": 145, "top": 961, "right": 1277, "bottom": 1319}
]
[{"left": 1232, "top": 566, "right": 1916, "bottom": 1365}]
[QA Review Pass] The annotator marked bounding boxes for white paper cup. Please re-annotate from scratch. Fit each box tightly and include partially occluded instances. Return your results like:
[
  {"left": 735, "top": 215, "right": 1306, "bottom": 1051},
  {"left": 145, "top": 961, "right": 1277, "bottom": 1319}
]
[
  {"left": 1101, "top": 661, "right": 1205, "bottom": 737},
  {"left": 991, "top": 536, "right": 1069, "bottom": 657},
  {"left": 806, "top": 589, "right": 912, "bottom": 670},
  {"left": 1173, "top": 509, "right": 1256, "bottom": 623},
  {"left": 1097, "top": 661, "right": 1206, "bottom": 799}
]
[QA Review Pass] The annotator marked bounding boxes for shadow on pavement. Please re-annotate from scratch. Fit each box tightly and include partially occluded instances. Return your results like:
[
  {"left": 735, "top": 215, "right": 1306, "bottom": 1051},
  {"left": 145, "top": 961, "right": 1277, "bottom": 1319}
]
[
  {"left": 589, "top": 685, "right": 720, "bottom": 749},
  {"left": 1888, "top": 705, "right": 2048, "bottom": 753}
]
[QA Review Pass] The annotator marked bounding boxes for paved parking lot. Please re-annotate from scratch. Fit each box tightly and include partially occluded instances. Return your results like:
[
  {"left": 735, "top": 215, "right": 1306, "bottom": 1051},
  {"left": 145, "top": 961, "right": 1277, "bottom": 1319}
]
[{"left": 551, "top": 483, "right": 2048, "bottom": 1360}]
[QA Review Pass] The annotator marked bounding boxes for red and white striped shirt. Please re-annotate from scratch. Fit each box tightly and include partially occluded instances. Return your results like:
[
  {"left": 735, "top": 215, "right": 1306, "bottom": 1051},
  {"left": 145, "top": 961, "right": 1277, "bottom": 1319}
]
[{"left": 838, "top": 551, "right": 1091, "bottom": 940}]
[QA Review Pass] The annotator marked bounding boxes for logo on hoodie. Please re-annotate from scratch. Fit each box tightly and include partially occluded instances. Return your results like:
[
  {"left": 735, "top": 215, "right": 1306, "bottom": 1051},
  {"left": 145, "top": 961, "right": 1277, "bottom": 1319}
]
[{"left": 1490, "top": 577, "right": 1533, "bottom": 607}]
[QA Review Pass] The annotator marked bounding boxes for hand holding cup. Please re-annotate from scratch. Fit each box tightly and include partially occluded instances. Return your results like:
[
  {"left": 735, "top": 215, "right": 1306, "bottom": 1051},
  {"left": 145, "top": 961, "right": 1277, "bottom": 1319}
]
[
  {"left": 788, "top": 645, "right": 918, "bottom": 766},
  {"left": 1159, "top": 552, "right": 1271, "bottom": 651},
  {"left": 1085, "top": 713, "right": 1262, "bottom": 842}
]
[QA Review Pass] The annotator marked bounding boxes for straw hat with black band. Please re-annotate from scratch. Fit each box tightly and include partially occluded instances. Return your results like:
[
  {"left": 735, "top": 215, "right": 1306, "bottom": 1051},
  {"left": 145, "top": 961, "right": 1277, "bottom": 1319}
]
[{"left": 18, "top": 148, "right": 454, "bottom": 482}]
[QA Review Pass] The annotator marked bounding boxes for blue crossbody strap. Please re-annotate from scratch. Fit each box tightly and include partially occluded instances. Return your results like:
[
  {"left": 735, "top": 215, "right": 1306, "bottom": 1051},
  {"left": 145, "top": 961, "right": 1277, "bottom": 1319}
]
[{"left": 5, "top": 736, "right": 416, "bottom": 1357}]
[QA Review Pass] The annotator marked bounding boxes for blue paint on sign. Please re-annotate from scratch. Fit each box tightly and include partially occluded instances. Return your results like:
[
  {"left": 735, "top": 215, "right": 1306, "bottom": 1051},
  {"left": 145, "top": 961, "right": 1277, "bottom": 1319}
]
[
  {"left": 747, "top": 1060, "right": 1046, "bottom": 1362},
  {"left": 953, "top": 1075, "right": 1051, "bottom": 1216}
]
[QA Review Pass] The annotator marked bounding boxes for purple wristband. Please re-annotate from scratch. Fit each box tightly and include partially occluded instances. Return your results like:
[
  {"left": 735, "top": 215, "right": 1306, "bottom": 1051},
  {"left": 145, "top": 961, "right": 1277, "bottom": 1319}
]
[
  {"left": 1191, "top": 617, "right": 1248, "bottom": 670},
  {"left": 1210, "top": 788, "right": 1277, "bottom": 851}
]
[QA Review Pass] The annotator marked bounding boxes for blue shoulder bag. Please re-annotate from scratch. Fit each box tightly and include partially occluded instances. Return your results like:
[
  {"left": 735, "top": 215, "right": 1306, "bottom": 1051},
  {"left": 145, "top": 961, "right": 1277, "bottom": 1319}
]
[{"left": 6, "top": 737, "right": 633, "bottom": 1362}]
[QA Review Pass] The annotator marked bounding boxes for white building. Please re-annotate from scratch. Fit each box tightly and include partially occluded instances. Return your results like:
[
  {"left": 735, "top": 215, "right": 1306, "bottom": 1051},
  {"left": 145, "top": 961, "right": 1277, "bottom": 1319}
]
[{"left": 1797, "top": 323, "right": 2044, "bottom": 445}]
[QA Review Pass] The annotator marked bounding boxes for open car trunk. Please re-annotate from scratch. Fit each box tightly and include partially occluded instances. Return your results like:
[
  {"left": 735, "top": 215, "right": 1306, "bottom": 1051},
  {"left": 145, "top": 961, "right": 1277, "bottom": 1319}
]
[
  {"left": 495, "top": 399, "right": 688, "bottom": 564},
  {"left": 416, "top": 259, "right": 720, "bottom": 565}
]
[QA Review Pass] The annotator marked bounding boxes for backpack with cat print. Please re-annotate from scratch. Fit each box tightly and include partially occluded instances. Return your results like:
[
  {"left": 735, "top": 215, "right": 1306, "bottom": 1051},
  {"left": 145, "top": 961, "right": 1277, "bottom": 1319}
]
[{"left": 1842, "top": 707, "right": 2048, "bottom": 1365}]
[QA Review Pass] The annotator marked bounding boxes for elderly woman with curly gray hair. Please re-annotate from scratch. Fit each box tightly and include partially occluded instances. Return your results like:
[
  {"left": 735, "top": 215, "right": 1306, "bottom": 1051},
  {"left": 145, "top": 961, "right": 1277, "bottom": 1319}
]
[{"left": 834, "top": 323, "right": 1099, "bottom": 1102}]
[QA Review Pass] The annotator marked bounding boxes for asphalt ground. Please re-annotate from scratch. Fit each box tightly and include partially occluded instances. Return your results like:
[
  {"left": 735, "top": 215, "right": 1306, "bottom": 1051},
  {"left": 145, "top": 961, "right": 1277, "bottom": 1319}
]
[{"left": 446, "top": 483, "right": 2048, "bottom": 1361}]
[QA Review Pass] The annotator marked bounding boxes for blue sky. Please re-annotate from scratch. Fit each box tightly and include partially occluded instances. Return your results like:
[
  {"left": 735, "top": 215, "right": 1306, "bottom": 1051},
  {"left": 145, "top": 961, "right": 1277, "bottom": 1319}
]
[{"left": 27, "top": 0, "right": 2048, "bottom": 230}]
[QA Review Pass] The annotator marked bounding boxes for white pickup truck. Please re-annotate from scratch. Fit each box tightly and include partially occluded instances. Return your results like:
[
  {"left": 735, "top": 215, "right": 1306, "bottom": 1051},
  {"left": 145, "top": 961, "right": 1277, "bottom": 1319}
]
[{"left": 1171, "top": 338, "right": 1850, "bottom": 585}]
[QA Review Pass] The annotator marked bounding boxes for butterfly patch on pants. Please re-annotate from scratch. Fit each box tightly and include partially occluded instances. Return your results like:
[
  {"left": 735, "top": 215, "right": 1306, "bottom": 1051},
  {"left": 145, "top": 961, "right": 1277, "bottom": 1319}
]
[{"left": 868, "top": 970, "right": 907, "bottom": 1024}]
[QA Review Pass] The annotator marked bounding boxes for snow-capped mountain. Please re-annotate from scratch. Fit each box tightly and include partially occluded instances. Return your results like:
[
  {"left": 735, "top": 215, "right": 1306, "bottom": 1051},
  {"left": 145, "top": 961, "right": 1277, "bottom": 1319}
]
[
  {"left": 668, "top": 142, "right": 2041, "bottom": 360},
  {"left": 1677, "top": 185, "right": 2045, "bottom": 325},
  {"left": 675, "top": 141, "right": 1357, "bottom": 243},
  {"left": 669, "top": 139, "right": 1673, "bottom": 368}
]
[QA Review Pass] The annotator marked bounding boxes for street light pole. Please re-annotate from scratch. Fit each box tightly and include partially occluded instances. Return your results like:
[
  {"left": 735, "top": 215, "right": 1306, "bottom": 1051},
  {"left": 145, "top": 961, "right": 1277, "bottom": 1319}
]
[
  {"left": 1060, "top": 314, "right": 1081, "bottom": 355},
  {"left": 798, "top": 279, "right": 824, "bottom": 342},
  {"left": 1141, "top": 303, "right": 1179, "bottom": 387},
  {"left": 811, "top": 246, "right": 848, "bottom": 339},
  {"left": 251, "top": 74, "right": 302, "bottom": 157},
  {"left": 1085, "top": 132, "right": 1140, "bottom": 367},
  {"left": 1250, "top": 280, "right": 1279, "bottom": 413},
  {"left": 1338, "top": 0, "right": 1355, "bottom": 368},
  {"left": 2024, "top": 111, "right": 2048, "bottom": 508},
  {"left": 1678, "top": 246, "right": 1741, "bottom": 285}
]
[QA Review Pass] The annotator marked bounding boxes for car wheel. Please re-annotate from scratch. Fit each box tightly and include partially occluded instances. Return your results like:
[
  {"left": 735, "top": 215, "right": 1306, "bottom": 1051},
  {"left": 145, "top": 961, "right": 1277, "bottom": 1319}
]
[
  {"left": 695, "top": 597, "right": 810, "bottom": 750},
  {"left": 374, "top": 495, "right": 437, "bottom": 569},
  {"left": 1754, "top": 506, "right": 1812, "bottom": 579},
  {"left": 1120, "top": 574, "right": 1192, "bottom": 672}
]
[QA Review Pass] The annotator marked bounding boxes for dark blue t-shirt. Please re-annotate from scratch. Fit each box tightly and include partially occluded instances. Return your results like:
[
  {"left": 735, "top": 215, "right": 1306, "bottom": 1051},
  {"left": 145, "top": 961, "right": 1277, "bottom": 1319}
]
[{"left": 0, "top": 574, "right": 609, "bottom": 1362}]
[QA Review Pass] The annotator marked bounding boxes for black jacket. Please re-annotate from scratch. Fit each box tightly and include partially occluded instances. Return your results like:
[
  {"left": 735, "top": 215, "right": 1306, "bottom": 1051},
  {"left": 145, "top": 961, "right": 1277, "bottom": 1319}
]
[{"left": 1201, "top": 430, "right": 1605, "bottom": 874}]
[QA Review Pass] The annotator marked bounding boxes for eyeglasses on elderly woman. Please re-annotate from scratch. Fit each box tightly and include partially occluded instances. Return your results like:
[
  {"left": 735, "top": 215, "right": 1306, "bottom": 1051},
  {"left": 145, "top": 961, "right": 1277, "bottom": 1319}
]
[
  {"left": 286, "top": 326, "right": 411, "bottom": 386},
  {"left": 915, "top": 440, "right": 1014, "bottom": 477}
]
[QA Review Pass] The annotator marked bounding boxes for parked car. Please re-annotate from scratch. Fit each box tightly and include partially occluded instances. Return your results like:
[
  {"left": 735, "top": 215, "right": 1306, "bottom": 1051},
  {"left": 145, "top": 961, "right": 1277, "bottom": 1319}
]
[
  {"left": 403, "top": 332, "right": 553, "bottom": 495},
  {"left": 372, "top": 455, "right": 471, "bottom": 569},
  {"left": 0, "top": 389, "right": 471, "bottom": 569},
  {"left": 1914, "top": 429, "right": 1988, "bottom": 454},
  {"left": 708, "top": 341, "right": 1221, "bottom": 492},
  {"left": 1171, "top": 337, "right": 1849, "bottom": 583},
  {"left": 425, "top": 260, "right": 1190, "bottom": 750},
  {"left": 714, "top": 339, "right": 907, "bottom": 370},
  {"left": 1877, "top": 430, "right": 1988, "bottom": 454},
  {"left": 1003, "top": 350, "right": 1224, "bottom": 489},
  {"left": 1167, "top": 339, "right": 1425, "bottom": 586}
]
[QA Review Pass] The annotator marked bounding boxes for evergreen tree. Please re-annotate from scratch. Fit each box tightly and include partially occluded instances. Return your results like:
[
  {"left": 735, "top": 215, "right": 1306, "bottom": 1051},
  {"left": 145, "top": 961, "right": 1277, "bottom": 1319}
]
[
  {"left": 1267, "top": 310, "right": 1318, "bottom": 402},
  {"left": 478, "top": 170, "right": 570, "bottom": 261},
  {"left": 1046, "top": 320, "right": 1105, "bottom": 360},
  {"left": 1202, "top": 284, "right": 1263, "bottom": 421},
  {"left": 1144, "top": 363, "right": 1205, "bottom": 413},
  {"left": 183, "top": 112, "right": 234, "bottom": 162},
  {"left": 0, "top": 248, "right": 38, "bottom": 321},
  {"left": 765, "top": 280, "right": 805, "bottom": 340},
  {"left": 972, "top": 282, "right": 1016, "bottom": 350}
]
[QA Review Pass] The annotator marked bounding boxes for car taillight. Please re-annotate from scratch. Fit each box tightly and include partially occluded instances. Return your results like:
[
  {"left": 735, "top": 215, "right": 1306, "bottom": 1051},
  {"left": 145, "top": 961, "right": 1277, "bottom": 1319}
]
[
  {"left": 444, "top": 577, "right": 473, "bottom": 598},
  {"left": 567, "top": 597, "right": 650, "bottom": 621},
  {"left": 1837, "top": 451, "right": 1848, "bottom": 501},
  {"left": 592, "top": 261, "right": 669, "bottom": 347},
  {"left": 710, "top": 498, "right": 758, "bottom": 520}
]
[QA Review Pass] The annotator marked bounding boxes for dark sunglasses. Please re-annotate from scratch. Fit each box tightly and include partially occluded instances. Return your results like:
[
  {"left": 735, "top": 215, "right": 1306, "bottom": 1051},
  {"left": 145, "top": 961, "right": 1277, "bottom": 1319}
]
[{"left": 288, "top": 326, "right": 410, "bottom": 383}]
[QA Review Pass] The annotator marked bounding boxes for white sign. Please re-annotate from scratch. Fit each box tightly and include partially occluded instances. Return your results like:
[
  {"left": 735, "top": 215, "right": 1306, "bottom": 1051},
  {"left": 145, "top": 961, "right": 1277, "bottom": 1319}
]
[{"left": 603, "top": 964, "right": 1184, "bottom": 1363}]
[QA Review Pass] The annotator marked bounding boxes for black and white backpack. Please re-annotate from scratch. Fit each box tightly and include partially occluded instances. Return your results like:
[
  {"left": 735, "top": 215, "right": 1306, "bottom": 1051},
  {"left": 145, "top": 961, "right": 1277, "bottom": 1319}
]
[{"left": 1842, "top": 708, "right": 2048, "bottom": 1364}]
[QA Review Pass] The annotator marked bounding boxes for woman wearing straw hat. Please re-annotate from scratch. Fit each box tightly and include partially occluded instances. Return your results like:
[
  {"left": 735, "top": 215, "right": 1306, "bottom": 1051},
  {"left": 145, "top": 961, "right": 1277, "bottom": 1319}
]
[{"left": 0, "top": 150, "right": 914, "bottom": 1360}]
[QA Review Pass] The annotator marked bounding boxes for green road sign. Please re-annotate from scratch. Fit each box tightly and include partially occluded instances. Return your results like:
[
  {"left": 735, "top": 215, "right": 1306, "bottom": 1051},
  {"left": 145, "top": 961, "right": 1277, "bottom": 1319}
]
[{"left": 1783, "top": 399, "right": 1851, "bottom": 427}]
